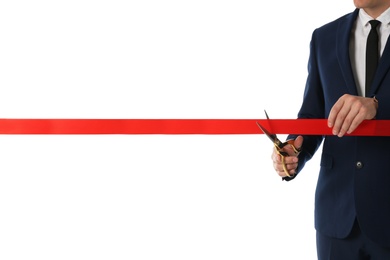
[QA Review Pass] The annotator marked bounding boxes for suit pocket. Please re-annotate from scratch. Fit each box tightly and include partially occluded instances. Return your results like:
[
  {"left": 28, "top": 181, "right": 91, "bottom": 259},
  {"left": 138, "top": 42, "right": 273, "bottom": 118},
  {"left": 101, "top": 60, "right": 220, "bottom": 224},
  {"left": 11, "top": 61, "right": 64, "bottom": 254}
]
[{"left": 320, "top": 153, "right": 333, "bottom": 169}]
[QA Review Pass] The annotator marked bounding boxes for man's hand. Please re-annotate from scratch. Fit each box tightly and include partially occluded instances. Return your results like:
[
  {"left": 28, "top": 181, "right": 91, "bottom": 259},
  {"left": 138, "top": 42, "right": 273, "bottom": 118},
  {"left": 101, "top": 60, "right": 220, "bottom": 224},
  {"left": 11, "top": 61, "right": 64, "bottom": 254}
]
[
  {"left": 271, "top": 136, "right": 303, "bottom": 178},
  {"left": 328, "top": 94, "right": 378, "bottom": 137}
]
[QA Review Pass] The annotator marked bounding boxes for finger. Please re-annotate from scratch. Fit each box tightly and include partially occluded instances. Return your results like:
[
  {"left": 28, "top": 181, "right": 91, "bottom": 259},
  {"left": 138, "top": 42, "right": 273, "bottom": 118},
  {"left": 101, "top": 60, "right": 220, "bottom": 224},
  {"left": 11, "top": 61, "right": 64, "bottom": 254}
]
[
  {"left": 275, "top": 162, "right": 299, "bottom": 177},
  {"left": 294, "top": 135, "right": 304, "bottom": 150},
  {"left": 274, "top": 157, "right": 298, "bottom": 176},
  {"left": 271, "top": 146, "right": 299, "bottom": 177},
  {"left": 281, "top": 157, "right": 291, "bottom": 177},
  {"left": 273, "top": 147, "right": 298, "bottom": 163},
  {"left": 271, "top": 149, "right": 281, "bottom": 163},
  {"left": 347, "top": 111, "right": 365, "bottom": 134},
  {"left": 338, "top": 107, "right": 359, "bottom": 137},
  {"left": 332, "top": 103, "right": 352, "bottom": 136},
  {"left": 274, "top": 160, "right": 285, "bottom": 175},
  {"left": 328, "top": 96, "right": 345, "bottom": 128}
]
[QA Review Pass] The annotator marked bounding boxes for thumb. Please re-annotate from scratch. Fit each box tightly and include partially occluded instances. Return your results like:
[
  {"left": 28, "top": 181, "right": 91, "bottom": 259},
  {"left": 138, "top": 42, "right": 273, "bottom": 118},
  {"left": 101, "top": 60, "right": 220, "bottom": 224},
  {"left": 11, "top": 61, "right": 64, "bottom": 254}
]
[{"left": 294, "top": 135, "right": 304, "bottom": 150}]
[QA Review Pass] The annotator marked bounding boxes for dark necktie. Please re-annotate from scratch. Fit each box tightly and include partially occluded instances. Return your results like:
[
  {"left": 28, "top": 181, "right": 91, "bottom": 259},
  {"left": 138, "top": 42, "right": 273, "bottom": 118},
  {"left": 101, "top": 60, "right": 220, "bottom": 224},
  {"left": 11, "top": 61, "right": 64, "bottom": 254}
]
[{"left": 366, "top": 20, "right": 381, "bottom": 96}]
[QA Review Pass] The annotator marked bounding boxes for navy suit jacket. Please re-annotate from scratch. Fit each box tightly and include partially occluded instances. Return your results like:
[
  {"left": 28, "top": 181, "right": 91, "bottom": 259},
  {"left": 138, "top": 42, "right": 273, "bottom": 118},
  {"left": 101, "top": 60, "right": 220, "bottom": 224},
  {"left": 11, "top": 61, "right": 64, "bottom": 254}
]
[{"left": 289, "top": 8, "right": 390, "bottom": 248}]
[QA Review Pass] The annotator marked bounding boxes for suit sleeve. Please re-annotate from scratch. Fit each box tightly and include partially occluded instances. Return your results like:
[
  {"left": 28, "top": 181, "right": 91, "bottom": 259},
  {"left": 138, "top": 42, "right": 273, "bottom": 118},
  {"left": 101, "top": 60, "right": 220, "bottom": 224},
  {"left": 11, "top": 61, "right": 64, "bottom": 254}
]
[{"left": 285, "top": 29, "right": 325, "bottom": 181}]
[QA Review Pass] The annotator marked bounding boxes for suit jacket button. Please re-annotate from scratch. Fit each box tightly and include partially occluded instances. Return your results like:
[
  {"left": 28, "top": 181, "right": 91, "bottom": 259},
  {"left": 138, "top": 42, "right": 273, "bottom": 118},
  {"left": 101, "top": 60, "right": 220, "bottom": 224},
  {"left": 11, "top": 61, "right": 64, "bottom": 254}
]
[{"left": 356, "top": 161, "right": 363, "bottom": 169}]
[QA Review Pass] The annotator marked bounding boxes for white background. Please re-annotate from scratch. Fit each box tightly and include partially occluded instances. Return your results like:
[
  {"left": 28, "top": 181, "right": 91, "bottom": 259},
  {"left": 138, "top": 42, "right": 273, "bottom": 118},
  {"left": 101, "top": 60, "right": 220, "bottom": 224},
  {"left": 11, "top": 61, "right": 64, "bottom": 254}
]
[{"left": 0, "top": 1, "right": 354, "bottom": 259}]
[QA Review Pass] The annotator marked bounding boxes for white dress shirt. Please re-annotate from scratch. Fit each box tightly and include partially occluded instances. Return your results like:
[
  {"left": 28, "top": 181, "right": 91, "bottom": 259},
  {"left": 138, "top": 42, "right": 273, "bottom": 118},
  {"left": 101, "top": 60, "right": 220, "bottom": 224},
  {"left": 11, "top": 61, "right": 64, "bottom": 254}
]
[{"left": 349, "top": 7, "right": 390, "bottom": 96}]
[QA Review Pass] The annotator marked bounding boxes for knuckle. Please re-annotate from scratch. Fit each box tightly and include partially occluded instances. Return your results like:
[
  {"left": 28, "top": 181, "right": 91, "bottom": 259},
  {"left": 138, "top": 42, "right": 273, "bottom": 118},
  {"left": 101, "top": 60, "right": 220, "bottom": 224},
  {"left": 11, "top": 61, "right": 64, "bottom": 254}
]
[
  {"left": 343, "top": 117, "right": 352, "bottom": 125},
  {"left": 360, "top": 106, "right": 368, "bottom": 114},
  {"left": 352, "top": 100, "right": 362, "bottom": 107}
]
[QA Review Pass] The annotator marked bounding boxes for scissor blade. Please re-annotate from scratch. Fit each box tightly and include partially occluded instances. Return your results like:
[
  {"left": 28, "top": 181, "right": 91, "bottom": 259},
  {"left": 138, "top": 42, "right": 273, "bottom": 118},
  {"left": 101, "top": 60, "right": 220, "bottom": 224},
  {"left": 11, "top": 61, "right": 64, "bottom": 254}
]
[
  {"left": 256, "top": 121, "right": 278, "bottom": 144},
  {"left": 264, "top": 110, "right": 270, "bottom": 120}
]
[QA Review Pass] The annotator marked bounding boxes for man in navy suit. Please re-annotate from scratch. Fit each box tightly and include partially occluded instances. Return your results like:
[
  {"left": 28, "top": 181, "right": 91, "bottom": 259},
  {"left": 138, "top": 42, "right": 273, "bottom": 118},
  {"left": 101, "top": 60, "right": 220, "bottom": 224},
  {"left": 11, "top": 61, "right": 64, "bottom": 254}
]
[{"left": 271, "top": 1, "right": 390, "bottom": 259}]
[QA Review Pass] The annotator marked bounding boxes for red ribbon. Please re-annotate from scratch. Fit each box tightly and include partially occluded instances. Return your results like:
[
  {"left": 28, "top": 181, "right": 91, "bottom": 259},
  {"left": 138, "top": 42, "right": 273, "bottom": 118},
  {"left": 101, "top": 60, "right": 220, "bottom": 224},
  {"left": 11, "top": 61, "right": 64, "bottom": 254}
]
[{"left": 0, "top": 119, "right": 389, "bottom": 136}]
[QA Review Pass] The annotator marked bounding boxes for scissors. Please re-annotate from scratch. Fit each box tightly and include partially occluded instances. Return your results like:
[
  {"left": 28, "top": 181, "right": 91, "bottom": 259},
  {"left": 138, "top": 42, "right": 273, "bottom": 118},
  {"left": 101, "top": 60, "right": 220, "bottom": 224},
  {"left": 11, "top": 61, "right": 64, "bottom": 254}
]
[{"left": 256, "top": 111, "right": 301, "bottom": 178}]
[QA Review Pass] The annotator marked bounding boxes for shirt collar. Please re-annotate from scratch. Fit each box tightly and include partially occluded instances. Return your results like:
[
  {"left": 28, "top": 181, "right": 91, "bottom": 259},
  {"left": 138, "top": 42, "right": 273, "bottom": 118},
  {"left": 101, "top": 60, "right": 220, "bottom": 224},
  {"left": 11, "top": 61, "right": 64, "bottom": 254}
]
[{"left": 359, "top": 7, "right": 390, "bottom": 28}]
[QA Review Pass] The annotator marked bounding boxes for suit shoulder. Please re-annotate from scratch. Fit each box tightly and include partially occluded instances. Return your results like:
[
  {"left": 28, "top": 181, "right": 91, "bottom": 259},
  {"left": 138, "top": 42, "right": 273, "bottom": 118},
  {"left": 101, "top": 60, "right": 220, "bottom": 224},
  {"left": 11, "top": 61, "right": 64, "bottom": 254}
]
[{"left": 315, "top": 10, "right": 357, "bottom": 33}]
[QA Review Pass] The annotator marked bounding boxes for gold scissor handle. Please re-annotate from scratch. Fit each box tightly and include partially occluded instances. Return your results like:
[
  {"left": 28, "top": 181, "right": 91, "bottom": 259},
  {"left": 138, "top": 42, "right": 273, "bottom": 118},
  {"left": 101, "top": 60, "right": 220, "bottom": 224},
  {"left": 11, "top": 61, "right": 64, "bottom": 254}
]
[
  {"left": 285, "top": 139, "right": 301, "bottom": 155},
  {"left": 274, "top": 147, "right": 292, "bottom": 177},
  {"left": 274, "top": 141, "right": 301, "bottom": 178}
]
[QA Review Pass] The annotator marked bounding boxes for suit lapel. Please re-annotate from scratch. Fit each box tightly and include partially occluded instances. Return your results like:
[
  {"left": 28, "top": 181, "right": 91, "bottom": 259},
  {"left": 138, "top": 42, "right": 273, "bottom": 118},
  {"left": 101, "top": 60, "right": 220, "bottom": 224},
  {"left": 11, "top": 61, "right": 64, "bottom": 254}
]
[
  {"left": 369, "top": 34, "right": 390, "bottom": 96},
  {"left": 336, "top": 9, "right": 359, "bottom": 95}
]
